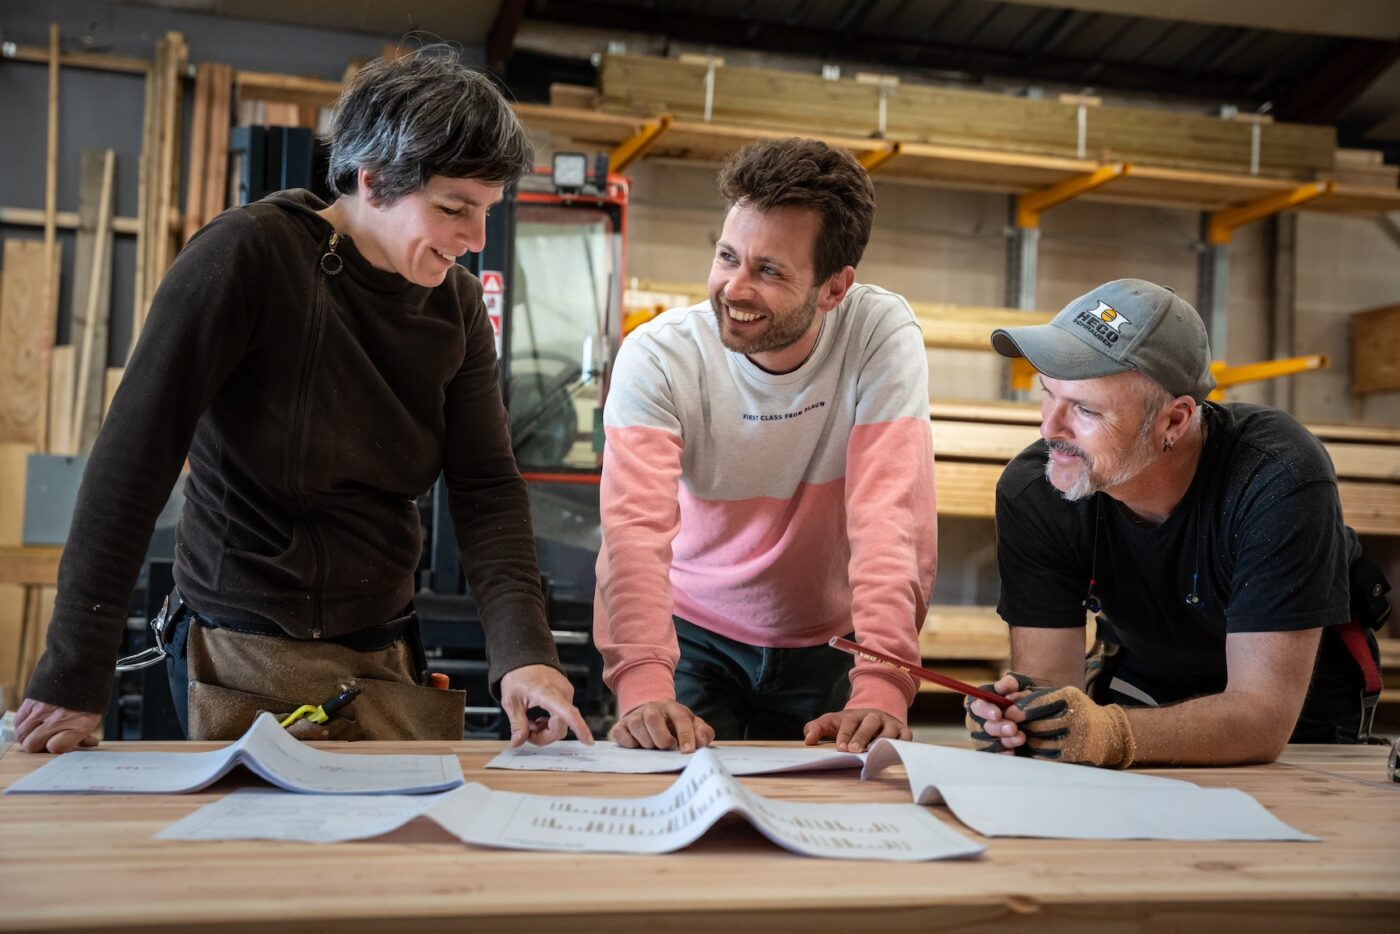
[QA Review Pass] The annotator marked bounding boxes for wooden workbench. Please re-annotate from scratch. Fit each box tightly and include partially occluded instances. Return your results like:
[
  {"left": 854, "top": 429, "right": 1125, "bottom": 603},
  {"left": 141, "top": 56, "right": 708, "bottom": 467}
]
[{"left": 1, "top": 740, "right": 1396, "bottom": 932}]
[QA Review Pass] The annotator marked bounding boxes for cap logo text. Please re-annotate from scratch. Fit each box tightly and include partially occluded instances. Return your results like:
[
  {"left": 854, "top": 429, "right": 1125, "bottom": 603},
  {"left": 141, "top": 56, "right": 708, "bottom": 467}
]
[{"left": 1073, "top": 300, "right": 1131, "bottom": 347}]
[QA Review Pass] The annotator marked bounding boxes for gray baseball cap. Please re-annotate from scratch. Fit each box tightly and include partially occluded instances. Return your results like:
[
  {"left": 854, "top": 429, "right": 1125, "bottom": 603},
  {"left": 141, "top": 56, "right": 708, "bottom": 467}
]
[{"left": 990, "top": 278, "right": 1216, "bottom": 401}]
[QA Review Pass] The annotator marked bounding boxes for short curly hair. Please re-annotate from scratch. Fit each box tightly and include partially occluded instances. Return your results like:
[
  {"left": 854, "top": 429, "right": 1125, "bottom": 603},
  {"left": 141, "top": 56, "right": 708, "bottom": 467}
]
[
  {"left": 326, "top": 44, "right": 534, "bottom": 205},
  {"left": 717, "top": 138, "right": 875, "bottom": 282}
]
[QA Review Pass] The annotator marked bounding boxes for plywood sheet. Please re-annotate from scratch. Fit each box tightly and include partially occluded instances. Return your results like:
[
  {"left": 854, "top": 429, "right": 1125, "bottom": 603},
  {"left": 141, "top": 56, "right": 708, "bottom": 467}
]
[{"left": 0, "top": 241, "right": 60, "bottom": 447}]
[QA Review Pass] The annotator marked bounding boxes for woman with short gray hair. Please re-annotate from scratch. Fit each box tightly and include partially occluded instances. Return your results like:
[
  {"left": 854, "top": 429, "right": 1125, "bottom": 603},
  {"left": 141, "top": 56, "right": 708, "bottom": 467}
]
[{"left": 16, "top": 47, "right": 591, "bottom": 753}]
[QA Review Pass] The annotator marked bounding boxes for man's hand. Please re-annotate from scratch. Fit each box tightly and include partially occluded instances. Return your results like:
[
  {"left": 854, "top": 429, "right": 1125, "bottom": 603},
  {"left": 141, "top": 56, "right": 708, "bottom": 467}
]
[
  {"left": 499, "top": 664, "right": 594, "bottom": 748},
  {"left": 803, "top": 708, "right": 909, "bottom": 753},
  {"left": 610, "top": 701, "right": 714, "bottom": 753},
  {"left": 14, "top": 699, "right": 101, "bottom": 754},
  {"left": 964, "top": 672, "right": 1037, "bottom": 753},
  {"left": 1014, "top": 685, "right": 1135, "bottom": 768}
]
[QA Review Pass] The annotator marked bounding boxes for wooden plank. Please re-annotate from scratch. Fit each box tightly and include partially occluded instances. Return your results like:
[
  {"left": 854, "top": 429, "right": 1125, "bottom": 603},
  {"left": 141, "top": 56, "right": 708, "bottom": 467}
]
[
  {"left": 3, "top": 42, "right": 149, "bottom": 74},
  {"left": 933, "top": 456, "right": 1400, "bottom": 534},
  {"left": 1351, "top": 303, "right": 1400, "bottom": 395},
  {"left": 182, "top": 63, "right": 212, "bottom": 244},
  {"left": 1311, "top": 183, "right": 1400, "bottom": 215},
  {"left": 0, "top": 240, "right": 60, "bottom": 447},
  {"left": 0, "top": 547, "right": 62, "bottom": 586},
  {"left": 1337, "top": 481, "right": 1400, "bottom": 536},
  {"left": 929, "top": 417, "right": 1400, "bottom": 481},
  {"left": 68, "top": 153, "right": 103, "bottom": 404},
  {"left": 549, "top": 82, "right": 597, "bottom": 109},
  {"left": 10, "top": 740, "right": 1395, "bottom": 933},
  {"left": 46, "top": 345, "right": 74, "bottom": 457},
  {"left": 0, "top": 207, "right": 139, "bottom": 236},
  {"left": 621, "top": 281, "right": 1055, "bottom": 352},
  {"left": 40, "top": 23, "right": 60, "bottom": 456},
  {"left": 920, "top": 605, "right": 1010, "bottom": 661},
  {"left": 234, "top": 69, "right": 343, "bottom": 108},
  {"left": 133, "top": 37, "right": 158, "bottom": 339},
  {"left": 148, "top": 33, "right": 185, "bottom": 317},
  {"left": 203, "top": 63, "right": 233, "bottom": 225},
  {"left": 910, "top": 302, "right": 1052, "bottom": 351},
  {"left": 1325, "top": 442, "right": 1400, "bottom": 482},
  {"left": 72, "top": 150, "right": 115, "bottom": 454},
  {"left": 0, "top": 444, "right": 32, "bottom": 698},
  {"left": 932, "top": 420, "right": 1040, "bottom": 462},
  {"left": 102, "top": 367, "right": 124, "bottom": 423},
  {"left": 15, "top": 585, "right": 56, "bottom": 704},
  {"left": 933, "top": 461, "right": 1001, "bottom": 518},
  {"left": 929, "top": 399, "right": 1041, "bottom": 425},
  {"left": 930, "top": 398, "right": 1400, "bottom": 444},
  {"left": 919, "top": 605, "right": 1096, "bottom": 664},
  {"left": 1288, "top": 423, "right": 1400, "bottom": 445}
]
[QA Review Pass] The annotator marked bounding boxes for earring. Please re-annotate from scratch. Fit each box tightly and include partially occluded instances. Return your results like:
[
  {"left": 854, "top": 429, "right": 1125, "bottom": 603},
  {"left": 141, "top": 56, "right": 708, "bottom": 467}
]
[{"left": 1163, "top": 437, "right": 1174, "bottom": 453}]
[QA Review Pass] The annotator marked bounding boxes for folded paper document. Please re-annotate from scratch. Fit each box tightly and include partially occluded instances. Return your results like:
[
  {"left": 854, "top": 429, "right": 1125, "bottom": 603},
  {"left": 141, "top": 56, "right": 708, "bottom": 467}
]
[
  {"left": 5, "top": 712, "right": 463, "bottom": 795},
  {"left": 487, "top": 740, "right": 865, "bottom": 775},
  {"left": 158, "top": 747, "right": 985, "bottom": 862},
  {"left": 862, "top": 739, "right": 1317, "bottom": 842}
]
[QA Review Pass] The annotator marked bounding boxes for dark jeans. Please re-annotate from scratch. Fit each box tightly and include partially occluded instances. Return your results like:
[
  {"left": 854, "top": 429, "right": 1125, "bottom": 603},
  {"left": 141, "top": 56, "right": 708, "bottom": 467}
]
[
  {"left": 164, "top": 614, "right": 194, "bottom": 738},
  {"left": 673, "top": 617, "right": 854, "bottom": 741}
]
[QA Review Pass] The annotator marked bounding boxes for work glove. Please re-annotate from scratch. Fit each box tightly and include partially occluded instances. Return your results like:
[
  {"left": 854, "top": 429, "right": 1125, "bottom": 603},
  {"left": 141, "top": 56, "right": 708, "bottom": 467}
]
[
  {"left": 1015, "top": 685, "right": 1136, "bottom": 769},
  {"left": 964, "top": 671, "right": 1037, "bottom": 752}
]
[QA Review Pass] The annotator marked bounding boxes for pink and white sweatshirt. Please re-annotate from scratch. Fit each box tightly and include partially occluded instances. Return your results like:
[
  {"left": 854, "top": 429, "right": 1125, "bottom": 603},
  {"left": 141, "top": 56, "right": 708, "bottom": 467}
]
[{"left": 594, "top": 283, "right": 937, "bottom": 720}]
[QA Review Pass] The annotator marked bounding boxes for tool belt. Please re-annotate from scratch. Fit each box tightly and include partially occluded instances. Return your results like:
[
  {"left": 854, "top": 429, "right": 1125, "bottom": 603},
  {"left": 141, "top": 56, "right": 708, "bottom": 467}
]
[{"left": 117, "top": 591, "right": 466, "bottom": 742}]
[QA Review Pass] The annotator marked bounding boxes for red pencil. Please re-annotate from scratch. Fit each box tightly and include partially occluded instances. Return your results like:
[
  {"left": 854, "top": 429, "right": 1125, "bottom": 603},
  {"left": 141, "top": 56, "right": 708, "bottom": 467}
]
[{"left": 828, "top": 636, "right": 1014, "bottom": 710}]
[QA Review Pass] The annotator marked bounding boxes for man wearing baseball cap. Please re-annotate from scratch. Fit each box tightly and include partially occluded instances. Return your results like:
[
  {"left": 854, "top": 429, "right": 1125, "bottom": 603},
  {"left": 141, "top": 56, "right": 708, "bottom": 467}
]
[{"left": 966, "top": 278, "right": 1388, "bottom": 768}]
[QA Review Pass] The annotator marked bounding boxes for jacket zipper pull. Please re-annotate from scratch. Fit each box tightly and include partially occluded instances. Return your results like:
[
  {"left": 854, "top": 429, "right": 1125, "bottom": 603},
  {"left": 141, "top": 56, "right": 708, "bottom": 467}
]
[{"left": 320, "top": 233, "right": 343, "bottom": 276}]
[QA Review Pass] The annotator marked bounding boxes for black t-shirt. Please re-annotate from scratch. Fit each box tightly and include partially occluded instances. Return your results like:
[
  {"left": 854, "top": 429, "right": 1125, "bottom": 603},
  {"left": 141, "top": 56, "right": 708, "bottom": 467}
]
[{"left": 995, "top": 402, "right": 1358, "bottom": 703}]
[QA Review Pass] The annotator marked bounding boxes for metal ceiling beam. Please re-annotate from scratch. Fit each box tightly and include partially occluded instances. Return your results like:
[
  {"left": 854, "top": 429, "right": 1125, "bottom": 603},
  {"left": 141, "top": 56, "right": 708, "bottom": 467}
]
[
  {"left": 990, "top": 0, "right": 1400, "bottom": 41},
  {"left": 533, "top": 1, "right": 1269, "bottom": 101},
  {"left": 1272, "top": 38, "right": 1400, "bottom": 124}
]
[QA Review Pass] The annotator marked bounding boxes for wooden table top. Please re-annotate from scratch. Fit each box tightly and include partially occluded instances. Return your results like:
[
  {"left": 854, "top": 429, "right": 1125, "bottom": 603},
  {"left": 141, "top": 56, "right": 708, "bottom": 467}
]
[{"left": 1, "top": 739, "right": 1397, "bottom": 933}]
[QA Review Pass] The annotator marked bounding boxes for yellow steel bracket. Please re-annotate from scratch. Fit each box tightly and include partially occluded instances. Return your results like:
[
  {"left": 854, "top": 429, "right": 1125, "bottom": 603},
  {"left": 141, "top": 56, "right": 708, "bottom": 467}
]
[
  {"left": 1016, "top": 162, "right": 1131, "bottom": 229},
  {"left": 1207, "top": 181, "right": 1333, "bottom": 245},
  {"left": 858, "top": 142, "right": 902, "bottom": 174},
  {"left": 609, "top": 114, "right": 673, "bottom": 174},
  {"left": 1207, "top": 354, "right": 1329, "bottom": 401},
  {"left": 1009, "top": 357, "right": 1038, "bottom": 391}
]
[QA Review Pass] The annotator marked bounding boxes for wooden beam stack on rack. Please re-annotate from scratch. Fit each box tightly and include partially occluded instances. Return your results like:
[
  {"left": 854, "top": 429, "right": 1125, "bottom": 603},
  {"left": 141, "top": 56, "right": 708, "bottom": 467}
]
[
  {"left": 927, "top": 400, "right": 1400, "bottom": 535},
  {"left": 920, "top": 401, "right": 1400, "bottom": 691},
  {"left": 134, "top": 32, "right": 188, "bottom": 344},
  {"left": 184, "top": 63, "right": 234, "bottom": 242},
  {"left": 597, "top": 54, "right": 1337, "bottom": 180},
  {"left": 623, "top": 279, "right": 1055, "bottom": 352}
]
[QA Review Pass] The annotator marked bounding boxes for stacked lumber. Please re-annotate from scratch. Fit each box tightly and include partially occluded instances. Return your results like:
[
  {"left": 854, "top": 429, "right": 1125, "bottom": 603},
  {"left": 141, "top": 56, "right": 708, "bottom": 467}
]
[
  {"left": 927, "top": 400, "right": 1400, "bottom": 537},
  {"left": 622, "top": 279, "right": 1054, "bottom": 351},
  {"left": 922, "top": 402, "right": 1400, "bottom": 689},
  {"left": 916, "top": 605, "right": 1095, "bottom": 690},
  {"left": 597, "top": 54, "right": 1336, "bottom": 180},
  {"left": 134, "top": 32, "right": 187, "bottom": 342},
  {"left": 1351, "top": 302, "right": 1400, "bottom": 396},
  {"left": 1333, "top": 149, "right": 1399, "bottom": 189},
  {"left": 183, "top": 63, "right": 234, "bottom": 241}
]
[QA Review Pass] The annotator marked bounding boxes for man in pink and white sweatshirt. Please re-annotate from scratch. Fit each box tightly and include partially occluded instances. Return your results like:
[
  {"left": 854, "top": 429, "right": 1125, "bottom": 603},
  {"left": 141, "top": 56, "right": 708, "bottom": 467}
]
[{"left": 595, "top": 138, "right": 937, "bottom": 754}]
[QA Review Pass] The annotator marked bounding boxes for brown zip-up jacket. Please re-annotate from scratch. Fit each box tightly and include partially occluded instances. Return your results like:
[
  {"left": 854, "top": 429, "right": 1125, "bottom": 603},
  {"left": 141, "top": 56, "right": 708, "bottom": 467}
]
[{"left": 27, "top": 190, "right": 559, "bottom": 713}]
